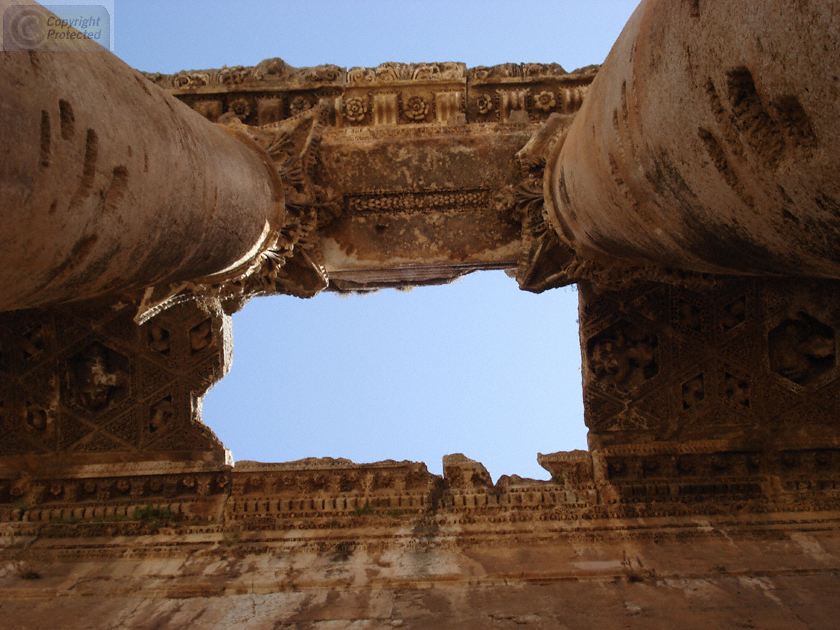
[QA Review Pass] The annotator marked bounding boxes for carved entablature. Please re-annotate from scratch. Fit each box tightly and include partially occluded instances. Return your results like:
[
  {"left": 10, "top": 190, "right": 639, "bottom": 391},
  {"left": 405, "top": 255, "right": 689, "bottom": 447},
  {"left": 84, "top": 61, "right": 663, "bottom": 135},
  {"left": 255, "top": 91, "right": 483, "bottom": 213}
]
[
  {"left": 594, "top": 447, "right": 840, "bottom": 511},
  {"left": 0, "top": 461, "right": 229, "bottom": 527},
  {"left": 144, "top": 59, "right": 343, "bottom": 91},
  {"left": 6, "top": 276, "right": 838, "bottom": 534},
  {"left": 3, "top": 449, "right": 840, "bottom": 538},
  {"left": 147, "top": 60, "right": 595, "bottom": 129},
  {"left": 137, "top": 59, "right": 601, "bottom": 302},
  {"left": 467, "top": 63, "right": 593, "bottom": 125},
  {"left": 442, "top": 452, "right": 597, "bottom": 510},
  {"left": 226, "top": 458, "right": 441, "bottom": 529}
]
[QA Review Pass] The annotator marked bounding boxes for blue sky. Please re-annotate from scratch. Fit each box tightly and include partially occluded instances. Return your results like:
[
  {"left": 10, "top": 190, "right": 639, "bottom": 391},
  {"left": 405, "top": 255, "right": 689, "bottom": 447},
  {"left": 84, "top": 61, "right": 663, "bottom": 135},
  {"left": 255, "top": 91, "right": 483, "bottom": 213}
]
[{"left": 96, "top": 0, "right": 640, "bottom": 479}]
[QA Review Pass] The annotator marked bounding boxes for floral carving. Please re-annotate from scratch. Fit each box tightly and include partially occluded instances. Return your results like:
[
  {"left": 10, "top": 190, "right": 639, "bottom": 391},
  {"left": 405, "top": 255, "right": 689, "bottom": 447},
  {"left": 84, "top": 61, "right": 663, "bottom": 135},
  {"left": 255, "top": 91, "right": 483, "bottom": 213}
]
[
  {"left": 218, "top": 65, "right": 248, "bottom": 85},
  {"left": 189, "top": 319, "right": 212, "bottom": 352},
  {"left": 172, "top": 72, "right": 208, "bottom": 88},
  {"left": 534, "top": 90, "right": 556, "bottom": 111},
  {"left": 147, "top": 324, "right": 170, "bottom": 355},
  {"left": 348, "top": 67, "right": 375, "bottom": 82},
  {"left": 303, "top": 65, "right": 342, "bottom": 82},
  {"left": 524, "top": 63, "right": 567, "bottom": 77},
  {"left": 150, "top": 397, "right": 173, "bottom": 433},
  {"left": 228, "top": 98, "right": 251, "bottom": 119},
  {"left": 412, "top": 62, "right": 463, "bottom": 80},
  {"left": 24, "top": 402, "right": 49, "bottom": 430},
  {"left": 476, "top": 95, "right": 493, "bottom": 115},
  {"left": 343, "top": 96, "right": 367, "bottom": 122},
  {"left": 721, "top": 296, "right": 747, "bottom": 331},
  {"left": 723, "top": 372, "right": 750, "bottom": 407},
  {"left": 252, "top": 57, "right": 291, "bottom": 81},
  {"left": 375, "top": 66, "right": 401, "bottom": 82},
  {"left": 347, "top": 62, "right": 464, "bottom": 83},
  {"left": 405, "top": 96, "right": 429, "bottom": 122},
  {"left": 289, "top": 95, "right": 311, "bottom": 115},
  {"left": 20, "top": 324, "right": 46, "bottom": 358}
]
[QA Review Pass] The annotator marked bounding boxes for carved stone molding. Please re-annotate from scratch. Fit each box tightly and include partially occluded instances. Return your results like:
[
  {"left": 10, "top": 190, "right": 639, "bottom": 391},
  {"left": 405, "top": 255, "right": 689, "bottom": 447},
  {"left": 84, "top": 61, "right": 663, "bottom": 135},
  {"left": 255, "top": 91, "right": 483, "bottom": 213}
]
[{"left": 146, "top": 60, "right": 596, "bottom": 131}]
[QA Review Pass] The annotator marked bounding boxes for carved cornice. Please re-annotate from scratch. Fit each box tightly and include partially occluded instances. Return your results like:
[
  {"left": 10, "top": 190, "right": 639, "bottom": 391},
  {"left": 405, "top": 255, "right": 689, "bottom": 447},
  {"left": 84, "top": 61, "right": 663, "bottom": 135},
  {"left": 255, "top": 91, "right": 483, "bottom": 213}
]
[{"left": 147, "top": 59, "right": 596, "bottom": 129}]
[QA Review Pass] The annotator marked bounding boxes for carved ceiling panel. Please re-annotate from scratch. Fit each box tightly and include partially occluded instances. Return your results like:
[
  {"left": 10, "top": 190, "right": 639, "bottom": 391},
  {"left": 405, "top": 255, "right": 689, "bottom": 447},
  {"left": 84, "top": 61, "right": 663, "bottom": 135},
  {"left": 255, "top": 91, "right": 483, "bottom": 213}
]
[{"left": 0, "top": 300, "right": 230, "bottom": 471}]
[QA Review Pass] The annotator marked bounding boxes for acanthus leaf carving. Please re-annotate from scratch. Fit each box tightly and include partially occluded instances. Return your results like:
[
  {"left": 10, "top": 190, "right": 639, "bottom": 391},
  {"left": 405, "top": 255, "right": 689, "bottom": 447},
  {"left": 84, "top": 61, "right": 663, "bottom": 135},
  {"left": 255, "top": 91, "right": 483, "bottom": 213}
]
[{"left": 134, "top": 107, "right": 339, "bottom": 320}]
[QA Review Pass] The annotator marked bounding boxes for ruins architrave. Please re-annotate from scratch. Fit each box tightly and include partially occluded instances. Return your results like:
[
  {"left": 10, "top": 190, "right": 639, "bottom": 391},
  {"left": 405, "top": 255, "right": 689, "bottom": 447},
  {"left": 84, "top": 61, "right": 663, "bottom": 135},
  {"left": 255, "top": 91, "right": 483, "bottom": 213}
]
[{"left": 3, "top": 0, "right": 840, "bottom": 626}]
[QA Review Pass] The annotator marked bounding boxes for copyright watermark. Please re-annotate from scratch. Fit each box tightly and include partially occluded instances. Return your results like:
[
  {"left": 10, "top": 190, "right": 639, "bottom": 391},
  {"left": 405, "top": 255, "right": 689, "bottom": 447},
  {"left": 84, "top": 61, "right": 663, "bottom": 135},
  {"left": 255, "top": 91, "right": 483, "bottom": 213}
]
[{"left": 2, "top": 4, "right": 110, "bottom": 51}]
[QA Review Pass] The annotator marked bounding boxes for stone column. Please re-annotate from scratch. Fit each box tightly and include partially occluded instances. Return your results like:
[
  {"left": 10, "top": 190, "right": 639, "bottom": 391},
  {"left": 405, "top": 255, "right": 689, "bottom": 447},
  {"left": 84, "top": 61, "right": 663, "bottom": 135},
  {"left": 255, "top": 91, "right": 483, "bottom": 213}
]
[
  {"left": 0, "top": 0, "right": 283, "bottom": 311},
  {"left": 546, "top": 0, "right": 840, "bottom": 278}
]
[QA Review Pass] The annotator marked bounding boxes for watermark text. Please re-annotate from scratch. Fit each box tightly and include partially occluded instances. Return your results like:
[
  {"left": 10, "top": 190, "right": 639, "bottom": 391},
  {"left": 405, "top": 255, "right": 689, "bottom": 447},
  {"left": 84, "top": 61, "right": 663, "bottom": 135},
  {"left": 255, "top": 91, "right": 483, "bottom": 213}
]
[{"left": 2, "top": 4, "right": 110, "bottom": 51}]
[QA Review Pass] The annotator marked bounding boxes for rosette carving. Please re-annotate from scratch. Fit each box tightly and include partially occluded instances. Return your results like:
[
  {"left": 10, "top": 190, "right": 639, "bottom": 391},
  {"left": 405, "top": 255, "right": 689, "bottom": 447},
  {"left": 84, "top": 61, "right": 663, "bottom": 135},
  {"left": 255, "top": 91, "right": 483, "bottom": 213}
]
[
  {"left": 289, "top": 95, "right": 311, "bottom": 115},
  {"left": 343, "top": 96, "right": 367, "bottom": 122},
  {"left": 534, "top": 90, "right": 556, "bottom": 111},
  {"left": 404, "top": 96, "right": 429, "bottom": 122}
]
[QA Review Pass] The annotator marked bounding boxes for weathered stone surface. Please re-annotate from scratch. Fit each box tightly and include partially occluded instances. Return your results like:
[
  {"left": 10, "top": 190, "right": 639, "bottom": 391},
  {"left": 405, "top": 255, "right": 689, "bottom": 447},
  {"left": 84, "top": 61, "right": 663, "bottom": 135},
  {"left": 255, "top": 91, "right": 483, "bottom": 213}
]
[
  {"left": 316, "top": 126, "right": 523, "bottom": 289},
  {"left": 2, "top": 458, "right": 840, "bottom": 628},
  {"left": 5, "top": 0, "right": 840, "bottom": 626},
  {"left": 548, "top": 0, "right": 840, "bottom": 278},
  {"left": 0, "top": 2, "right": 283, "bottom": 312}
]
